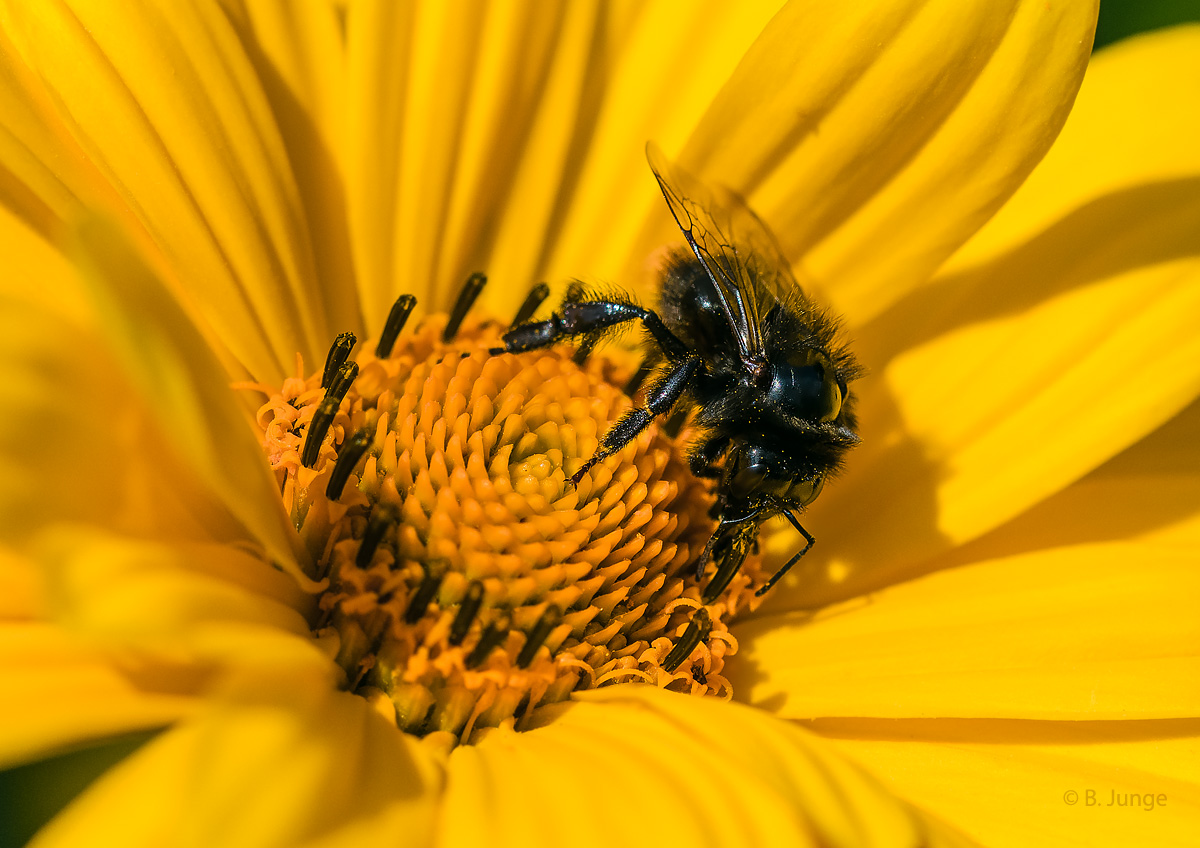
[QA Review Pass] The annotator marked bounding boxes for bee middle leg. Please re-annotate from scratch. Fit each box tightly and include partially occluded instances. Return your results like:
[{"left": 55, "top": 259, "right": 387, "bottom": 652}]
[{"left": 570, "top": 354, "right": 703, "bottom": 486}]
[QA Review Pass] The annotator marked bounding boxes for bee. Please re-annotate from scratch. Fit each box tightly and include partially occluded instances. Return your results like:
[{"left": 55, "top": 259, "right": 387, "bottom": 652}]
[{"left": 491, "top": 143, "right": 861, "bottom": 603}]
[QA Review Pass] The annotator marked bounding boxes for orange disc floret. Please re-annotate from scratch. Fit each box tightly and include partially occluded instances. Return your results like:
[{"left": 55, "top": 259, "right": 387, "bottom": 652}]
[{"left": 246, "top": 314, "right": 767, "bottom": 742}]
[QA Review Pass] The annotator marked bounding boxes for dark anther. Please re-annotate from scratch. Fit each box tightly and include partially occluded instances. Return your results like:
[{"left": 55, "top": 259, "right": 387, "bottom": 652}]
[
  {"left": 376, "top": 293, "right": 417, "bottom": 358},
  {"left": 326, "top": 360, "right": 359, "bottom": 406},
  {"left": 404, "top": 566, "right": 443, "bottom": 624},
  {"left": 572, "top": 336, "right": 596, "bottom": 366},
  {"left": 623, "top": 360, "right": 653, "bottom": 397},
  {"left": 465, "top": 616, "right": 510, "bottom": 669},
  {"left": 321, "top": 332, "right": 357, "bottom": 388},
  {"left": 661, "top": 405, "right": 689, "bottom": 439},
  {"left": 301, "top": 397, "right": 339, "bottom": 468},
  {"left": 511, "top": 282, "right": 549, "bottom": 327},
  {"left": 701, "top": 551, "right": 742, "bottom": 604},
  {"left": 443, "top": 272, "right": 487, "bottom": 342},
  {"left": 661, "top": 608, "right": 712, "bottom": 673},
  {"left": 448, "top": 581, "right": 485, "bottom": 646},
  {"left": 356, "top": 502, "right": 399, "bottom": 569},
  {"left": 516, "top": 606, "right": 561, "bottom": 668},
  {"left": 325, "top": 428, "right": 373, "bottom": 500}
]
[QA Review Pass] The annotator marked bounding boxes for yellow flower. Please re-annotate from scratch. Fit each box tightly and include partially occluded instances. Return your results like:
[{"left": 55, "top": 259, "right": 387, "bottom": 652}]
[{"left": 1, "top": 1, "right": 1198, "bottom": 846}]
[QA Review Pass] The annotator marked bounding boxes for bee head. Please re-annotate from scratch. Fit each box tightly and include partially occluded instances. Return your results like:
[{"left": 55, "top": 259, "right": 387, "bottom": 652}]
[{"left": 722, "top": 440, "right": 825, "bottom": 509}]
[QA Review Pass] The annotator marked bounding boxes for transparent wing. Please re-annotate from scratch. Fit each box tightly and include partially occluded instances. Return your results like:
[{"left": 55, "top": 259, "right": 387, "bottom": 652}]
[{"left": 646, "top": 141, "right": 801, "bottom": 360}]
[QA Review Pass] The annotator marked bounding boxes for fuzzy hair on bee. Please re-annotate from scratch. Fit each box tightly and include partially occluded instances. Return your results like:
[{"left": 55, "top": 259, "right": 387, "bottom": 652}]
[{"left": 492, "top": 143, "right": 862, "bottom": 602}]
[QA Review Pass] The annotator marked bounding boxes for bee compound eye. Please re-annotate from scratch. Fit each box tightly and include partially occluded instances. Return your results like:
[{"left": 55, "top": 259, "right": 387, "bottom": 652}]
[
  {"left": 730, "top": 462, "right": 767, "bottom": 499},
  {"left": 773, "top": 352, "right": 844, "bottom": 423},
  {"left": 819, "top": 374, "right": 843, "bottom": 422},
  {"left": 788, "top": 475, "right": 825, "bottom": 507}
]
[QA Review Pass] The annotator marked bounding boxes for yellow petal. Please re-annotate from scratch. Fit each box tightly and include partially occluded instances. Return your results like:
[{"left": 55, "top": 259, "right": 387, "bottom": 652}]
[
  {"left": 676, "top": 0, "right": 1097, "bottom": 324},
  {"left": 220, "top": 0, "right": 362, "bottom": 338},
  {"left": 938, "top": 395, "right": 1200, "bottom": 570},
  {"left": 0, "top": 215, "right": 264, "bottom": 554},
  {"left": 822, "top": 718, "right": 1200, "bottom": 847},
  {"left": 0, "top": 0, "right": 330, "bottom": 379},
  {"left": 29, "top": 689, "right": 442, "bottom": 848},
  {"left": 342, "top": 0, "right": 786, "bottom": 323},
  {"left": 732, "top": 543, "right": 1200, "bottom": 720},
  {"left": 0, "top": 622, "right": 194, "bottom": 769},
  {"left": 777, "top": 25, "right": 1200, "bottom": 607},
  {"left": 38, "top": 528, "right": 319, "bottom": 671},
  {"left": 69, "top": 216, "right": 314, "bottom": 585},
  {"left": 440, "top": 685, "right": 972, "bottom": 848}
]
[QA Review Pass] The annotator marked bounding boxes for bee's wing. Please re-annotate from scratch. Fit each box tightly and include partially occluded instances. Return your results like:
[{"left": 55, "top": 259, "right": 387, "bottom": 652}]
[{"left": 646, "top": 142, "right": 800, "bottom": 361}]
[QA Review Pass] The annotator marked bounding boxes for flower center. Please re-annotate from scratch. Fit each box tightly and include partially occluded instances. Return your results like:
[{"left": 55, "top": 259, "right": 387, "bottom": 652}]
[{"left": 246, "top": 307, "right": 766, "bottom": 742}]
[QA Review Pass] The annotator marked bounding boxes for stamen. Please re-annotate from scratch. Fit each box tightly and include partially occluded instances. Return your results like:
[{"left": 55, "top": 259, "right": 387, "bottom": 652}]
[
  {"left": 404, "top": 565, "right": 443, "bottom": 624},
  {"left": 623, "top": 360, "right": 653, "bottom": 396},
  {"left": 253, "top": 319, "right": 767, "bottom": 743},
  {"left": 443, "top": 272, "right": 487, "bottom": 342},
  {"left": 301, "top": 397, "right": 339, "bottom": 468},
  {"left": 356, "top": 503, "right": 399, "bottom": 569},
  {"left": 376, "top": 294, "right": 418, "bottom": 358},
  {"left": 702, "top": 551, "right": 742, "bottom": 604},
  {"left": 572, "top": 336, "right": 596, "bottom": 366},
  {"left": 511, "top": 282, "right": 549, "bottom": 327},
  {"left": 465, "top": 616, "right": 510, "bottom": 669},
  {"left": 321, "top": 332, "right": 357, "bottom": 388},
  {"left": 661, "top": 608, "right": 712, "bottom": 673},
  {"left": 325, "top": 428, "right": 373, "bottom": 500},
  {"left": 448, "top": 581, "right": 485, "bottom": 646},
  {"left": 516, "top": 606, "right": 561, "bottom": 668},
  {"left": 326, "top": 360, "right": 359, "bottom": 406}
]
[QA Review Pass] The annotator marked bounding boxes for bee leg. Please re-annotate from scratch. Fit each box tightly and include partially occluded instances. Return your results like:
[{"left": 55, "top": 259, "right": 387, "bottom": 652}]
[
  {"left": 570, "top": 354, "right": 703, "bottom": 487},
  {"left": 754, "top": 511, "right": 815, "bottom": 597},
  {"left": 490, "top": 297, "right": 688, "bottom": 360}
]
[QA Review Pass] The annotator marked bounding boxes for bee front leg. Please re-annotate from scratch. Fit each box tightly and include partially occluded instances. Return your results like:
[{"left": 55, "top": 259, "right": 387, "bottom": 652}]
[
  {"left": 490, "top": 292, "right": 689, "bottom": 359},
  {"left": 570, "top": 354, "right": 703, "bottom": 487}
]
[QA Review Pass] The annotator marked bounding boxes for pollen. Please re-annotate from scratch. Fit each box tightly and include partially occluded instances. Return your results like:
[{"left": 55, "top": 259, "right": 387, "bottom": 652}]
[{"left": 247, "top": 307, "right": 766, "bottom": 742}]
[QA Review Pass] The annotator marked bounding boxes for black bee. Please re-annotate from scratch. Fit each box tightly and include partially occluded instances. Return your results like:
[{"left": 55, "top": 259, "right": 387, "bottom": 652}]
[{"left": 492, "top": 143, "right": 860, "bottom": 603}]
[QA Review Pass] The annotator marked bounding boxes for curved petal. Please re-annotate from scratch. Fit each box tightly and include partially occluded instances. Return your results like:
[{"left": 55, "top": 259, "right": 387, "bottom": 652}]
[
  {"left": 771, "top": 24, "right": 1200, "bottom": 608},
  {"left": 0, "top": 0, "right": 330, "bottom": 380},
  {"left": 0, "top": 621, "right": 194, "bottom": 769},
  {"left": 37, "top": 528, "right": 318, "bottom": 667},
  {"left": 821, "top": 718, "right": 1200, "bottom": 847},
  {"left": 439, "top": 685, "right": 973, "bottom": 848},
  {"left": 69, "top": 216, "right": 315, "bottom": 585},
  {"left": 218, "top": 0, "right": 361, "bottom": 338},
  {"left": 0, "top": 213, "right": 265, "bottom": 553},
  {"left": 342, "top": 0, "right": 786, "bottom": 325},
  {"left": 731, "top": 543, "right": 1200, "bottom": 720},
  {"left": 28, "top": 689, "right": 443, "bottom": 848},
  {"left": 937, "top": 394, "right": 1200, "bottom": 569},
  {"left": 672, "top": 0, "right": 1097, "bottom": 324}
]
